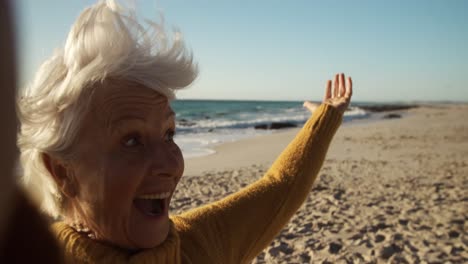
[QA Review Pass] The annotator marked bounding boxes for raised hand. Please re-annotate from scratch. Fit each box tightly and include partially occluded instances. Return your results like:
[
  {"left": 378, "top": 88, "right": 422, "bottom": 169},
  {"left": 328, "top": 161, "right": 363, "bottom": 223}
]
[{"left": 303, "top": 73, "right": 353, "bottom": 114}]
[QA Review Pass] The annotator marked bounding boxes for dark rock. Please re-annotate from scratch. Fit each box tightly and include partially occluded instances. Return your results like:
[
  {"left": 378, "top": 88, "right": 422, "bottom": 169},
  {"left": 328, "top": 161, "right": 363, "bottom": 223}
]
[
  {"left": 271, "top": 122, "right": 297, "bottom": 129},
  {"left": 255, "top": 122, "right": 297, "bottom": 130},
  {"left": 383, "top": 113, "right": 402, "bottom": 119},
  {"left": 380, "top": 244, "right": 403, "bottom": 259},
  {"left": 359, "top": 104, "right": 418, "bottom": 112},
  {"left": 254, "top": 124, "right": 268, "bottom": 129},
  {"left": 177, "top": 119, "right": 196, "bottom": 127},
  {"left": 329, "top": 242, "right": 342, "bottom": 254}
]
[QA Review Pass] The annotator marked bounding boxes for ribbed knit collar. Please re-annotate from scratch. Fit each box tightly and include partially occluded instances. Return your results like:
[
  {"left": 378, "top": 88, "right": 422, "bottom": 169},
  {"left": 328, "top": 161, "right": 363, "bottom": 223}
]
[{"left": 52, "top": 221, "right": 181, "bottom": 263}]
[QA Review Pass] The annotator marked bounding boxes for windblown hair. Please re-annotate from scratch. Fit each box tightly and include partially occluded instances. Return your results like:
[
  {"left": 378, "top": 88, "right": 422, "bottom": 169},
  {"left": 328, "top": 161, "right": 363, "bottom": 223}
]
[{"left": 17, "top": 0, "right": 198, "bottom": 218}]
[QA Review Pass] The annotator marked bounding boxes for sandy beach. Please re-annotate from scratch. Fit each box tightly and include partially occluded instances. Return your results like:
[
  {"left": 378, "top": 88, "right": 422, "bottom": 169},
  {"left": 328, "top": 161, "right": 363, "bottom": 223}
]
[{"left": 171, "top": 104, "right": 468, "bottom": 263}]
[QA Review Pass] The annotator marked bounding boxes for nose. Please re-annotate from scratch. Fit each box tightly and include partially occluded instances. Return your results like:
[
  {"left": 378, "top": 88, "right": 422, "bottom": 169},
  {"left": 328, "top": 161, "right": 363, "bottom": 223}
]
[{"left": 148, "top": 141, "right": 184, "bottom": 178}]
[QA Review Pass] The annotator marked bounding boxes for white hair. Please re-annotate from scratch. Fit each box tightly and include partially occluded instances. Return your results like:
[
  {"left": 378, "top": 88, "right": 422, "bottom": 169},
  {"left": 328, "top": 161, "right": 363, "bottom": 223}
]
[{"left": 17, "top": 0, "right": 198, "bottom": 218}]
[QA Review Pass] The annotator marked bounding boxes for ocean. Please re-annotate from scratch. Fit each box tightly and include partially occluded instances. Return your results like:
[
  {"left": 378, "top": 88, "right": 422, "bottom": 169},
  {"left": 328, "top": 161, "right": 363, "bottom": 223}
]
[{"left": 171, "top": 100, "right": 371, "bottom": 158}]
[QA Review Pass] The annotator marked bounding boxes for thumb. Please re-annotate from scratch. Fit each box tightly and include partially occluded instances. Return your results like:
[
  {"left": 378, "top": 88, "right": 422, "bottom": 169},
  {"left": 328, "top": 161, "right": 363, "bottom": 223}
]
[{"left": 303, "top": 101, "right": 319, "bottom": 113}]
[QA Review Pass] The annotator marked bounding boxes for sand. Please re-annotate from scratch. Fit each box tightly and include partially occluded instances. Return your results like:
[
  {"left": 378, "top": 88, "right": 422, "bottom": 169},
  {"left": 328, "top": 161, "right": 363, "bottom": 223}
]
[{"left": 171, "top": 104, "right": 468, "bottom": 263}]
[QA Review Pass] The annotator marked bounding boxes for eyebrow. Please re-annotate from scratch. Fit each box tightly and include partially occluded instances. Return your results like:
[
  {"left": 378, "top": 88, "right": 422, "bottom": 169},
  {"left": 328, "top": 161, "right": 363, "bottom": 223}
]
[
  {"left": 108, "top": 110, "right": 176, "bottom": 134},
  {"left": 108, "top": 115, "right": 147, "bottom": 131}
]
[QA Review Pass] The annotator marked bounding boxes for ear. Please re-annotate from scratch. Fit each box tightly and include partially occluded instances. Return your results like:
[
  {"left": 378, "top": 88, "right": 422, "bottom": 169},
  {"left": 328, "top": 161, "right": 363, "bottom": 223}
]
[{"left": 42, "top": 153, "right": 77, "bottom": 198}]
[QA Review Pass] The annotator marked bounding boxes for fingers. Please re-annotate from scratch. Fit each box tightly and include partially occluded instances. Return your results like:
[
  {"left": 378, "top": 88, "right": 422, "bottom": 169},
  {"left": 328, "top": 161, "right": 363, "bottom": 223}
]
[
  {"left": 339, "top": 73, "right": 346, "bottom": 97},
  {"left": 303, "top": 101, "right": 319, "bottom": 113},
  {"left": 327, "top": 73, "right": 352, "bottom": 101},
  {"left": 324, "top": 80, "right": 332, "bottom": 101},
  {"left": 333, "top": 74, "right": 339, "bottom": 98},
  {"left": 346, "top": 77, "right": 353, "bottom": 98}
]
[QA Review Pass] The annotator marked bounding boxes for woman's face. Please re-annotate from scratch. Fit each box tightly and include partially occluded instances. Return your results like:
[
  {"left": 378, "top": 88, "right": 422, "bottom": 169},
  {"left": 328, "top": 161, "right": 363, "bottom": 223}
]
[{"left": 66, "top": 82, "right": 183, "bottom": 249}]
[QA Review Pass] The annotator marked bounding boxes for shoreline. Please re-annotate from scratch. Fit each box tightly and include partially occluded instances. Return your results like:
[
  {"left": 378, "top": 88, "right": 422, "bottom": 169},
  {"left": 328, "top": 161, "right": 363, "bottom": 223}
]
[
  {"left": 183, "top": 105, "right": 418, "bottom": 176},
  {"left": 175, "top": 103, "right": 420, "bottom": 160}
]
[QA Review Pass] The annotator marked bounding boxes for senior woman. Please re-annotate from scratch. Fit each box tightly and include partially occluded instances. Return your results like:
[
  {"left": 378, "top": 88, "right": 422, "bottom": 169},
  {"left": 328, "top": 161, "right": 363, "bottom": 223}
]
[{"left": 18, "top": 1, "right": 352, "bottom": 263}]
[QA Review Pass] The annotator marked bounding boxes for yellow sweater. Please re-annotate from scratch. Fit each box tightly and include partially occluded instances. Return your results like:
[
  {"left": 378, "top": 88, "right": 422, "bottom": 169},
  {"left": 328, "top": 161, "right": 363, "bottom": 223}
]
[{"left": 53, "top": 104, "right": 342, "bottom": 263}]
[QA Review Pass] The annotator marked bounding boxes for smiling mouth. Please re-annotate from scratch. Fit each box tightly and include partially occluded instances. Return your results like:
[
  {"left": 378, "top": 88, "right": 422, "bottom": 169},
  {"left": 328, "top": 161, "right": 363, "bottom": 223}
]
[{"left": 133, "top": 193, "right": 170, "bottom": 217}]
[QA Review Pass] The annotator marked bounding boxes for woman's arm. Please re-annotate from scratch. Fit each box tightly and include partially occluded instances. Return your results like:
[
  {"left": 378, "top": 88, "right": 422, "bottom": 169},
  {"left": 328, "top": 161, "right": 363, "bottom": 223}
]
[{"left": 174, "top": 74, "right": 352, "bottom": 263}]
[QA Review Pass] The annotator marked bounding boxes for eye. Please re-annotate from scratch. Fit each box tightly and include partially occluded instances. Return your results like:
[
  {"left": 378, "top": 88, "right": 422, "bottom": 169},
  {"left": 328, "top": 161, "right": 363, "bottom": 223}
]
[
  {"left": 165, "top": 129, "right": 175, "bottom": 142},
  {"left": 122, "top": 133, "right": 143, "bottom": 148}
]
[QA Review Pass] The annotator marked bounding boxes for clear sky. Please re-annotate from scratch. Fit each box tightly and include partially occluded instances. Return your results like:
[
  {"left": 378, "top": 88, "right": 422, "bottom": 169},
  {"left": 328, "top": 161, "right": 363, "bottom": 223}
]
[{"left": 15, "top": 0, "right": 468, "bottom": 102}]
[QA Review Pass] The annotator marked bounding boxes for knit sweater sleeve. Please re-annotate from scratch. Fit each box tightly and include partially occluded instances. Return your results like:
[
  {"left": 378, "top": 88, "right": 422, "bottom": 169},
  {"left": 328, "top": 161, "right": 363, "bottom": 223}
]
[{"left": 173, "top": 104, "right": 343, "bottom": 263}]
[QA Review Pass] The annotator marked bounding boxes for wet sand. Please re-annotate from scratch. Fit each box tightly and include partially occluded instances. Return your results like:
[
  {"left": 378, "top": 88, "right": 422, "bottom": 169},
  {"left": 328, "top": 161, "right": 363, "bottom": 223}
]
[{"left": 172, "top": 104, "right": 468, "bottom": 263}]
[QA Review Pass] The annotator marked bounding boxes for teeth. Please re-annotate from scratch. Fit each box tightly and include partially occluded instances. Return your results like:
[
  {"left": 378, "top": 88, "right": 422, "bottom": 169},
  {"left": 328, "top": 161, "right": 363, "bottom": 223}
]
[{"left": 137, "top": 192, "right": 171, "bottom": 200}]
